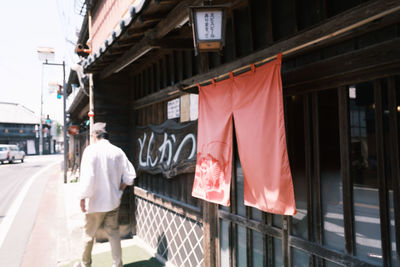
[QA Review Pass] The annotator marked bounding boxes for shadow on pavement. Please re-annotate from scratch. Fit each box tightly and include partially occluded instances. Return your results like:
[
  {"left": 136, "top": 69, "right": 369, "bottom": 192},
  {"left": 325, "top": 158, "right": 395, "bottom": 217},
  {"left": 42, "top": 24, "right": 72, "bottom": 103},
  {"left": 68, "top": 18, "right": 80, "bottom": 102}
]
[
  {"left": 123, "top": 257, "right": 164, "bottom": 267},
  {"left": 61, "top": 244, "right": 165, "bottom": 267}
]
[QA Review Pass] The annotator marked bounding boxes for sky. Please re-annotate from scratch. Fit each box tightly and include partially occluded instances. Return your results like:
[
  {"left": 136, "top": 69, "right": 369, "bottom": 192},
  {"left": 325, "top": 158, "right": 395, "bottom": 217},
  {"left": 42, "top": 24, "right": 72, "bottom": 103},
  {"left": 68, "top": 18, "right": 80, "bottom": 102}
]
[{"left": 0, "top": 0, "right": 84, "bottom": 124}]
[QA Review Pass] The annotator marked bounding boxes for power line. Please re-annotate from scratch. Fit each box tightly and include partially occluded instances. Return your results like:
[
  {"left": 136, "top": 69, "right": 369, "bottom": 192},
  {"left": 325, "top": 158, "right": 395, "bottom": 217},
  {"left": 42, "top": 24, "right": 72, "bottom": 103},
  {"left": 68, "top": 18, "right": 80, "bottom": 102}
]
[
  {"left": 56, "top": 0, "right": 85, "bottom": 67},
  {"left": 74, "top": 0, "right": 87, "bottom": 16}
]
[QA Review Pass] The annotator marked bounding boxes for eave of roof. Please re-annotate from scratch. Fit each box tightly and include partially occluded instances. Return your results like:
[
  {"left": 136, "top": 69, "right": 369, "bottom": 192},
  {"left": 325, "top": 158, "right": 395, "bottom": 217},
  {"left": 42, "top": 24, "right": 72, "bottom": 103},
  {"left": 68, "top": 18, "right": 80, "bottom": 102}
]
[
  {"left": 82, "top": 0, "right": 199, "bottom": 77},
  {"left": 67, "top": 87, "right": 89, "bottom": 117},
  {"left": 83, "top": 0, "right": 149, "bottom": 71}
]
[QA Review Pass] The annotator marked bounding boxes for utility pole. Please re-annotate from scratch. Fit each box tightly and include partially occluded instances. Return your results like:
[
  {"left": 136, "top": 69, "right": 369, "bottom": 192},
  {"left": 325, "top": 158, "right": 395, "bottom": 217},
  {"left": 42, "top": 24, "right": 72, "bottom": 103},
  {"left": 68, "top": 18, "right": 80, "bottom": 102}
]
[
  {"left": 37, "top": 48, "right": 68, "bottom": 183},
  {"left": 41, "top": 61, "right": 68, "bottom": 183}
]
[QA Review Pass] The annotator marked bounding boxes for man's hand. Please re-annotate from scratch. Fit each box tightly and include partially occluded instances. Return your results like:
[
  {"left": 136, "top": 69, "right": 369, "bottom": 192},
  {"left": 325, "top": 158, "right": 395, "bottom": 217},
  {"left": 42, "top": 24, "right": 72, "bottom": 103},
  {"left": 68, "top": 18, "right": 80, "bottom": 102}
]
[
  {"left": 80, "top": 199, "right": 86, "bottom": 213},
  {"left": 120, "top": 183, "right": 127, "bottom": 191}
]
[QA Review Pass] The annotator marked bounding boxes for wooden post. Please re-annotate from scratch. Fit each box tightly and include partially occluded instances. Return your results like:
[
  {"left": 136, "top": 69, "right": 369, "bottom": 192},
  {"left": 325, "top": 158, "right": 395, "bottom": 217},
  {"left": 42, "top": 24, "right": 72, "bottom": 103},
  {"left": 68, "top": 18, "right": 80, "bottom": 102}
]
[
  {"left": 282, "top": 216, "right": 289, "bottom": 267},
  {"left": 338, "top": 86, "right": 355, "bottom": 256},
  {"left": 88, "top": 8, "right": 94, "bottom": 142},
  {"left": 198, "top": 52, "right": 217, "bottom": 267},
  {"left": 203, "top": 202, "right": 217, "bottom": 267}
]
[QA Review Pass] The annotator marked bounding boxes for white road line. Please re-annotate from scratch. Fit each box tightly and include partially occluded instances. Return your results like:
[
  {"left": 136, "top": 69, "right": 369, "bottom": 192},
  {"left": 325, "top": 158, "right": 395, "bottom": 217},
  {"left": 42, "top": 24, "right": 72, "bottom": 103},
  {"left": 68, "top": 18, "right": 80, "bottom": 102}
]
[{"left": 0, "top": 161, "right": 60, "bottom": 248}]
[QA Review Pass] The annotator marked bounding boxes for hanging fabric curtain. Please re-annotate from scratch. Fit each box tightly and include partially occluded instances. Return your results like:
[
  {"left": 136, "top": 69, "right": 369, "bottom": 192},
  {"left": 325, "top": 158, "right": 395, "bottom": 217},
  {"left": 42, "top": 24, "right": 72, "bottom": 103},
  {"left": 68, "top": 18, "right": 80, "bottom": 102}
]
[{"left": 192, "top": 54, "right": 296, "bottom": 215}]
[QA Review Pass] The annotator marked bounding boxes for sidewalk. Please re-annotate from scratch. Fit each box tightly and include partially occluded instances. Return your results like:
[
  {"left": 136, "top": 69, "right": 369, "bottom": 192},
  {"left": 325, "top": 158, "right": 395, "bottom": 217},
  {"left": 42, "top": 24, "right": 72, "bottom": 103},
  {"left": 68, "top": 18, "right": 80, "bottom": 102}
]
[{"left": 20, "top": 169, "right": 165, "bottom": 267}]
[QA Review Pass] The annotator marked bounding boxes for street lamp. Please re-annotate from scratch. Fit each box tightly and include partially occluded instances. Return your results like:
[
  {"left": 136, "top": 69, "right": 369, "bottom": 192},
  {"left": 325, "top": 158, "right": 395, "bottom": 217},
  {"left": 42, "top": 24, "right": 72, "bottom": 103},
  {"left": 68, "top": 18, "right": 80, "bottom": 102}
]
[
  {"left": 37, "top": 47, "right": 54, "bottom": 155},
  {"left": 37, "top": 47, "right": 68, "bottom": 183}
]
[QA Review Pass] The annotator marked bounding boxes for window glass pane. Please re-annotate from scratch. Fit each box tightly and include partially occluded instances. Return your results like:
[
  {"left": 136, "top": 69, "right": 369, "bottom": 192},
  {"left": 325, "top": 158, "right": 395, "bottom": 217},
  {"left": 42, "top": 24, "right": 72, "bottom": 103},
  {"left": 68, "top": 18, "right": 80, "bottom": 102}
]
[
  {"left": 251, "top": 208, "right": 262, "bottom": 221},
  {"left": 236, "top": 158, "right": 246, "bottom": 217},
  {"left": 251, "top": 230, "right": 263, "bottom": 267},
  {"left": 324, "top": 258, "right": 343, "bottom": 267},
  {"left": 381, "top": 79, "right": 400, "bottom": 266},
  {"left": 291, "top": 247, "right": 309, "bottom": 267},
  {"left": 349, "top": 82, "right": 383, "bottom": 265},
  {"left": 237, "top": 225, "right": 247, "bottom": 267},
  {"left": 273, "top": 238, "right": 282, "bottom": 267},
  {"left": 286, "top": 95, "right": 308, "bottom": 240},
  {"left": 318, "top": 89, "right": 345, "bottom": 251},
  {"left": 382, "top": 79, "right": 397, "bottom": 266},
  {"left": 221, "top": 204, "right": 230, "bottom": 212},
  {"left": 272, "top": 214, "right": 282, "bottom": 228},
  {"left": 393, "top": 75, "right": 400, "bottom": 266},
  {"left": 389, "top": 191, "right": 396, "bottom": 266},
  {"left": 220, "top": 219, "right": 230, "bottom": 267}
]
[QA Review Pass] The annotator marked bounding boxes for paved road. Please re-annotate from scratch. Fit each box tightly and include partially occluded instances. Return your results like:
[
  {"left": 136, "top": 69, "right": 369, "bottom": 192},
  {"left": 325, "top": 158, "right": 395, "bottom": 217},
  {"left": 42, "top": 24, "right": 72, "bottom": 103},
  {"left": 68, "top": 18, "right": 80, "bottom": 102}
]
[{"left": 0, "top": 154, "right": 63, "bottom": 267}]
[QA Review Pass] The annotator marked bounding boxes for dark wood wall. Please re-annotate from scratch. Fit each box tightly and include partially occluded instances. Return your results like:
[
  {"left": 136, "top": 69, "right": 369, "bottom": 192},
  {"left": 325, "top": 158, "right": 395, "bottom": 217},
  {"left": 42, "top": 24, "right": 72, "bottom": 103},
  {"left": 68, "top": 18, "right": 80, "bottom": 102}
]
[
  {"left": 120, "top": 0, "right": 400, "bottom": 266},
  {"left": 93, "top": 73, "right": 131, "bottom": 153},
  {"left": 130, "top": 0, "right": 400, "bottom": 200}
]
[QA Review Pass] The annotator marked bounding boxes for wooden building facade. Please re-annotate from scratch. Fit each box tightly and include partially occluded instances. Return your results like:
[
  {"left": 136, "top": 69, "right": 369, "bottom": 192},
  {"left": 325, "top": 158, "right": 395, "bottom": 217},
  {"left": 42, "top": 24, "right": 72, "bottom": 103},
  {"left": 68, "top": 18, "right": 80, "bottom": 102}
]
[{"left": 76, "top": 0, "right": 400, "bottom": 266}]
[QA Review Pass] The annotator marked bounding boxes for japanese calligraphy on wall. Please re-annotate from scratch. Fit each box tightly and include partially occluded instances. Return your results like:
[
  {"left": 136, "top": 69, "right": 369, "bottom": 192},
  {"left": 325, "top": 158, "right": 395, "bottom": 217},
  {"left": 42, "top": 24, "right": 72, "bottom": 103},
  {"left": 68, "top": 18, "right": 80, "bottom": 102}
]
[{"left": 134, "top": 120, "right": 197, "bottom": 178}]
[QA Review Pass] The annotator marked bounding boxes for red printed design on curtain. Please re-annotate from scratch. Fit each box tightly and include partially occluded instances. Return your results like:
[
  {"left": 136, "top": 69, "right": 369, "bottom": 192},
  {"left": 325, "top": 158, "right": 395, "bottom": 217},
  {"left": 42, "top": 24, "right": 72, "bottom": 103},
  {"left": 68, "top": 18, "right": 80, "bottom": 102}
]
[{"left": 192, "top": 55, "right": 296, "bottom": 215}]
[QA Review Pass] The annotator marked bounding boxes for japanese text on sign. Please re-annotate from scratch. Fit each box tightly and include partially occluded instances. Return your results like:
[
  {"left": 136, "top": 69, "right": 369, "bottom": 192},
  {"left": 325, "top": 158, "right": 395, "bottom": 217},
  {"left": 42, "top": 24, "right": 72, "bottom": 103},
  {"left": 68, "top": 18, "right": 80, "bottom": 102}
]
[
  {"left": 167, "top": 98, "right": 180, "bottom": 119},
  {"left": 134, "top": 120, "right": 197, "bottom": 178},
  {"left": 195, "top": 10, "right": 222, "bottom": 41}
]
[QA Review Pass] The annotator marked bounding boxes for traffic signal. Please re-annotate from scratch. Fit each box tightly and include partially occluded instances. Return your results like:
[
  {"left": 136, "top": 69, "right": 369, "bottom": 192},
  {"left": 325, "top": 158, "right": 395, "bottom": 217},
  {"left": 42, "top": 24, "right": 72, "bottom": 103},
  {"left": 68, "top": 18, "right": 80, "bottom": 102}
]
[
  {"left": 44, "top": 115, "right": 51, "bottom": 129},
  {"left": 57, "top": 85, "right": 62, "bottom": 99}
]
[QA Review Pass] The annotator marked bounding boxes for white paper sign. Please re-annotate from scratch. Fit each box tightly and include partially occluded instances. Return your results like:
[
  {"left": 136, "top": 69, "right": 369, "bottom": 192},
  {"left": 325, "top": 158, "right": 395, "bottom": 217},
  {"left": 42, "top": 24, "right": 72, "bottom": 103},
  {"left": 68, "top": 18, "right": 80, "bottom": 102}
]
[
  {"left": 168, "top": 98, "right": 180, "bottom": 119},
  {"left": 195, "top": 10, "right": 222, "bottom": 40},
  {"left": 349, "top": 86, "right": 356, "bottom": 99},
  {"left": 190, "top": 94, "right": 199, "bottom": 121}
]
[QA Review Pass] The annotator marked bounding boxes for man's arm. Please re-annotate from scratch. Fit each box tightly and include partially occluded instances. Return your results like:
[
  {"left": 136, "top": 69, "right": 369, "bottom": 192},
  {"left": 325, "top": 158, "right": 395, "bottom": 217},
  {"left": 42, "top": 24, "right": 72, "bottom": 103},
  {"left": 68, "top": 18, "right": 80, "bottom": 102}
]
[
  {"left": 80, "top": 199, "right": 87, "bottom": 213},
  {"left": 79, "top": 148, "right": 96, "bottom": 200},
  {"left": 121, "top": 154, "right": 137, "bottom": 188},
  {"left": 78, "top": 148, "right": 95, "bottom": 213}
]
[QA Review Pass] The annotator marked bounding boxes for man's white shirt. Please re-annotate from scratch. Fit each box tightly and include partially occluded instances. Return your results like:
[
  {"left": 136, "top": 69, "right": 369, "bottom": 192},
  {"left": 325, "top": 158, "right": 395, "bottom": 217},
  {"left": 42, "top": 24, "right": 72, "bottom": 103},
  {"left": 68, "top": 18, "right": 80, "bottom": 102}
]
[{"left": 79, "top": 139, "right": 136, "bottom": 213}]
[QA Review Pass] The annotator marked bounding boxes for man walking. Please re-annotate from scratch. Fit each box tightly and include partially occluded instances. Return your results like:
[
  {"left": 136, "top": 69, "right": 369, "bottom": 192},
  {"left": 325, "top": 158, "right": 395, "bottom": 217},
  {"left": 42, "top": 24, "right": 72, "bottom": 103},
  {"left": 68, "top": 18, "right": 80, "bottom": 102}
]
[{"left": 75, "top": 122, "right": 136, "bottom": 267}]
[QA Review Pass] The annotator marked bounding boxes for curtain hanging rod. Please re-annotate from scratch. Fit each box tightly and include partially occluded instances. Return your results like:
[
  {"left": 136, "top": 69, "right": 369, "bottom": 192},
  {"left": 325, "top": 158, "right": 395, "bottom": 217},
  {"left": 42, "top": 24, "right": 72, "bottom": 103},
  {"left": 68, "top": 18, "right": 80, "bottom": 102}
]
[{"left": 168, "top": 4, "right": 400, "bottom": 96}]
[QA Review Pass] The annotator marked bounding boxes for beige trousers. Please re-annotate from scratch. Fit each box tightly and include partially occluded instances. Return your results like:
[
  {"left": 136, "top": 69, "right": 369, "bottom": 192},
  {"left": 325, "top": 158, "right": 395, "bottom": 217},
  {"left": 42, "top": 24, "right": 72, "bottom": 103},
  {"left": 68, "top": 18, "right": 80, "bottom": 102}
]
[{"left": 81, "top": 207, "right": 122, "bottom": 267}]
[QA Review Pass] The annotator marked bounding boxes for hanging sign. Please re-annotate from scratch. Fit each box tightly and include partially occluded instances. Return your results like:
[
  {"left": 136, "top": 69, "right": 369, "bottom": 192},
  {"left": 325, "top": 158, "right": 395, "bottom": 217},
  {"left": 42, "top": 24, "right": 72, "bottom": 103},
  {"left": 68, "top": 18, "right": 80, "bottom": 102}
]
[
  {"left": 134, "top": 120, "right": 197, "bottom": 178},
  {"left": 190, "top": 6, "right": 226, "bottom": 53},
  {"left": 68, "top": 125, "right": 79, "bottom": 135},
  {"left": 167, "top": 98, "right": 180, "bottom": 119}
]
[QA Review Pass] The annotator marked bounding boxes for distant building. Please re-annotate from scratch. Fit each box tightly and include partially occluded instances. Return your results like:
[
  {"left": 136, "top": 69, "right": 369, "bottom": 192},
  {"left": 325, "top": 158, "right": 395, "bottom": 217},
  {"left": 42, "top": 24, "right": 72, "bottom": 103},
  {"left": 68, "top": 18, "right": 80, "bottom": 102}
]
[{"left": 0, "top": 102, "right": 41, "bottom": 154}]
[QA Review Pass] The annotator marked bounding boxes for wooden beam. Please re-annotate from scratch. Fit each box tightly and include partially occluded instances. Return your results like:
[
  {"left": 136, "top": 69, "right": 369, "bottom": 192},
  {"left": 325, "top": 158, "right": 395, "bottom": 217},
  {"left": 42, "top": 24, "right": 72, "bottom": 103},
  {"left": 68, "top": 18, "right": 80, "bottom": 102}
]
[
  {"left": 127, "top": 50, "right": 170, "bottom": 75},
  {"left": 157, "top": 38, "right": 194, "bottom": 50},
  {"left": 100, "top": 38, "right": 160, "bottom": 78},
  {"left": 290, "top": 236, "right": 378, "bottom": 267},
  {"left": 154, "top": 0, "right": 178, "bottom": 5},
  {"left": 219, "top": 210, "right": 282, "bottom": 239},
  {"left": 134, "top": 186, "right": 201, "bottom": 221},
  {"left": 100, "top": 0, "right": 203, "bottom": 79},
  {"left": 284, "top": 39, "right": 400, "bottom": 94}
]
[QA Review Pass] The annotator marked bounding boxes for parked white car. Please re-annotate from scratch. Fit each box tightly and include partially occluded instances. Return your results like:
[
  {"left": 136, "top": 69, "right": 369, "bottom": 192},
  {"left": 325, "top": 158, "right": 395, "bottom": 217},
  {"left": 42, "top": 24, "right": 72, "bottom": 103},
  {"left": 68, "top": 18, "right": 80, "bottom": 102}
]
[{"left": 0, "top": 144, "right": 25, "bottom": 164}]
